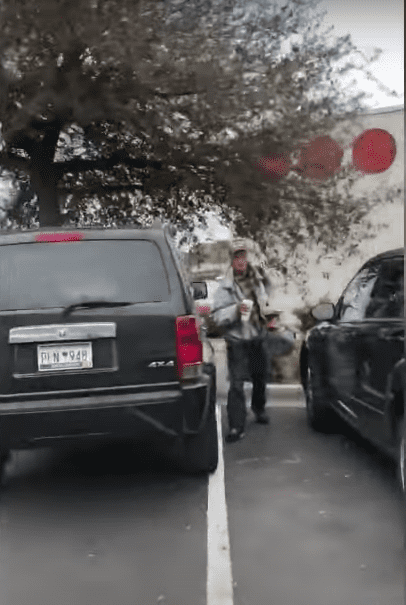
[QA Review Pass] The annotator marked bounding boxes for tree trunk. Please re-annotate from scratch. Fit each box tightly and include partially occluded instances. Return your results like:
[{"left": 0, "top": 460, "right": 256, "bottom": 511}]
[
  {"left": 33, "top": 168, "right": 63, "bottom": 227},
  {"left": 30, "top": 126, "right": 63, "bottom": 227}
]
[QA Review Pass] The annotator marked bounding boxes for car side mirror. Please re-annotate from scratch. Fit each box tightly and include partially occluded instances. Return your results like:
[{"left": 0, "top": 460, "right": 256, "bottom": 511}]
[
  {"left": 311, "top": 302, "right": 335, "bottom": 321},
  {"left": 192, "top": 281, "right": 208, "bottom": 300}
]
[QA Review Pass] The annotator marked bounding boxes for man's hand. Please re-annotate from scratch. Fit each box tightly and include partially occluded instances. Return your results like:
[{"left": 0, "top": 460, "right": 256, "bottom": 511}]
[{"left": 240, "top": 302, "right": 250, "bottom": 314}]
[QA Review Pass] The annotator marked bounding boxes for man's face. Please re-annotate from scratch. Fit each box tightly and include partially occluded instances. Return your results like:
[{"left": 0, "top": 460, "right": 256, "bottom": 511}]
[{"left": 232, "top": 251, "right": 248, "bottom": 276}]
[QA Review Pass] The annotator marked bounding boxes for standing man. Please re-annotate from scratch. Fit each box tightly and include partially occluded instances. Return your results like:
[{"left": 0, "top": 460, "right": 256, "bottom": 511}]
[{"left": 210, "top": 243, "right": 274, "bottom": 442}]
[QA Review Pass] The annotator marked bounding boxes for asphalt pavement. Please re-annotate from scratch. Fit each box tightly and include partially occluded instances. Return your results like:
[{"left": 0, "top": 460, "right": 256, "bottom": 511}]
[
  {"left": 0, "top": 342, "right": 404, "bottom": 605},
  {"left": 0, "top": 442, "right": 208, "bottom": 605},
  {"left": 223, "top": 403, "right": 405, "bottom": 605}
]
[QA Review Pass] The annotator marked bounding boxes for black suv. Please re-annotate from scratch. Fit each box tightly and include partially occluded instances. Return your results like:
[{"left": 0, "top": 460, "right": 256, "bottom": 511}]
[
  {"left": 300, "top": 248, "right": 405, "bottom": 489},
  {"left": 0, "top": 225, "right": 218, "bottom": 481}
]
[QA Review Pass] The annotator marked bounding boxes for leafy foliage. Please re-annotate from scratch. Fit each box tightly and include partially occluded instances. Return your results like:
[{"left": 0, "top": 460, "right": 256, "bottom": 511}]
[{"left": 0, "top": 0, "right": 387, "bottom": 239}]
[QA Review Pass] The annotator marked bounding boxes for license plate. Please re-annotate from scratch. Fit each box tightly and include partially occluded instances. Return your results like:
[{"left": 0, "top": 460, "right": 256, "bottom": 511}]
[{"left": 37, "top": 342, "right": 93, "bottom": 371}]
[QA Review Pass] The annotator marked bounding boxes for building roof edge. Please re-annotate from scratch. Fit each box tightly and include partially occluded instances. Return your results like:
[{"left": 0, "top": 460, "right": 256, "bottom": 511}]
[{"left": 358, "top": 104, "right": 404, "bottom": 115}]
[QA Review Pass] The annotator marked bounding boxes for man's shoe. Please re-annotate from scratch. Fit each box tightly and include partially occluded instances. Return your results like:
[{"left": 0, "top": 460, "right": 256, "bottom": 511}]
[
  {"left": 225, "top": 428, "right": 245, "bottom": 443},
  {"left": 254, "top": 411, "right": 270, "bottom": 424}
]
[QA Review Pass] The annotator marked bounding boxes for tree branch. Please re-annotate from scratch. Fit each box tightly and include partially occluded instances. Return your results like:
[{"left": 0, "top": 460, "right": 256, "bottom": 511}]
[
  {"left": 54, "top": 151, "right": 163, "bottom": 174},
  {"left": 0, "top": 152, "right": 31, "bottom": 173},
  {"left": 155, "top": 88, "right": 203, "bottom": 98},
  {"left": 59, "top": 183, "right": 143, "bottom": 194}
]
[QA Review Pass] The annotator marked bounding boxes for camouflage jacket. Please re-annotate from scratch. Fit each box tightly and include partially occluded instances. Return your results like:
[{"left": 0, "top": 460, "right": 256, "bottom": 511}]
[{"left": 210, "top": 264, "right": 272, "bottom": 342}]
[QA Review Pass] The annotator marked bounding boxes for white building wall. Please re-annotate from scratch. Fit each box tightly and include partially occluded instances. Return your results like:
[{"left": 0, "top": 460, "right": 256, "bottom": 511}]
[{"left": 331, "top": 105, "right": 404, "bottom": 197}]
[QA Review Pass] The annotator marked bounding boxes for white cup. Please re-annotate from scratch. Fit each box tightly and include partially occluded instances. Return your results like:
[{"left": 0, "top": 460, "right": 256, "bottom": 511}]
[{"left": 240, "top": 299, "right": 253, "bottom": 322}]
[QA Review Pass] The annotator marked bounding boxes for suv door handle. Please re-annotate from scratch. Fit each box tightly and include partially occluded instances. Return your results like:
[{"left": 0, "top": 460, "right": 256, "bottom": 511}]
[{"left": 377, "top": 327, "right": 404, "bottom": 341}]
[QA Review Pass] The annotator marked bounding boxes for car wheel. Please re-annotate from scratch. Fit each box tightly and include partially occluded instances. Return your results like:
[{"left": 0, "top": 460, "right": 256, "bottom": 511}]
[
  {"left": 0, "top": 451, "right": 10, "bottom": 488},
  {"left": 182, "top": 405, "right": 219, "bottom": 474},
  {"left": 396, "top": 415, "right": 405, "bottom": 495},
  {"left": 181, "top": 366, "right": 218, "bottom": 474},
  {"left": 305, "top": 366, "right": 335, "bottom": 433},
  {"left": 395, "top": 415, "right": 406, "bottom": 546}
]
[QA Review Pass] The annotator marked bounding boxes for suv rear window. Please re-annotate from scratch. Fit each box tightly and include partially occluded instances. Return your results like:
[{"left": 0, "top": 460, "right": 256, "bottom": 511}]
[{"left": 0, "top": 240, "right": 170, "bottom": 311}]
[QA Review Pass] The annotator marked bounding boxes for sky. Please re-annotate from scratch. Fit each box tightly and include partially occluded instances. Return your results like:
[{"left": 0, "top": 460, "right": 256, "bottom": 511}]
[{"left": 319, "top": 0, "right": 404, "bottom": 108}]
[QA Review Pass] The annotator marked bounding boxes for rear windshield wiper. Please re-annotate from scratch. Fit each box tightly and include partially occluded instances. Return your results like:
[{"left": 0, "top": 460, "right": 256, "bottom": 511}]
[{"left": 62, "top": 301, "right": 133, "bottom": 319}]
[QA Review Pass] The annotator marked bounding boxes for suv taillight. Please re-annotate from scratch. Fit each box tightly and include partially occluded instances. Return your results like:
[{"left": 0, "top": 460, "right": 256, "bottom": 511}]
[
  {"left": 35, "top": 232, "right": 84, "bottom": 242},
  {"left": 176, "top": 315, "right": 203, "bottom": 380}
]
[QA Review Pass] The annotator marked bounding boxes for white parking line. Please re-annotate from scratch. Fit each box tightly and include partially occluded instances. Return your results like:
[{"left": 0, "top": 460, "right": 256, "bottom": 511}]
[
  {"left": 206, "top": 386, "right": 305, "bottom": 604},
  {"left": 206, "top": 403, "right": 234, "bottom": 605}
]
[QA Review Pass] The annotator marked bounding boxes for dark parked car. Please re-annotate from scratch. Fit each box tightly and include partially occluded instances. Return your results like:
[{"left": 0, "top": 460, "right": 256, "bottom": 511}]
[
  {"left": 398, "top": 357, "right": 406, "bottom": 495},
  {"left": 300, "top": 248, "right": 405, "bottom": 490},
  {"left": 0, "top": 224, "right": 218, "bottom": 483}
]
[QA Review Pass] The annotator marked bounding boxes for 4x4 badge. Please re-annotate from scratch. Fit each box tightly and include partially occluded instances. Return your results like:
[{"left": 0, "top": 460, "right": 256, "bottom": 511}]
[{"left": 148, "top": 360, "right": 174, "bottom": 368}]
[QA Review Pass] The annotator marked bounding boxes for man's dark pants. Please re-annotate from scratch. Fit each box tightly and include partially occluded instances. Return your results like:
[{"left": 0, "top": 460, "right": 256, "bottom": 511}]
[{"left": 226, "top": 337, "right": 269, "bottom": 431}]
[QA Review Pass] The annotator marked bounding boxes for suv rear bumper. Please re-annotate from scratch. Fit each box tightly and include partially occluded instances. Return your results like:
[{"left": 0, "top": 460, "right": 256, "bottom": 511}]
[{"left": 0, "top": 378, "right": 210, "bottom": 450}]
